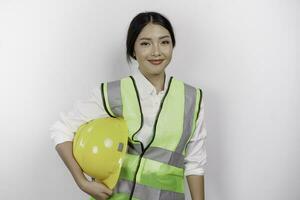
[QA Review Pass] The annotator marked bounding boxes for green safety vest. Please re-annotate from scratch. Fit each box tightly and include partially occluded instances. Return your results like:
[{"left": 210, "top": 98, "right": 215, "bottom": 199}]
[{"left": 91, "top": 75, "right": 202, "bottom": 200}]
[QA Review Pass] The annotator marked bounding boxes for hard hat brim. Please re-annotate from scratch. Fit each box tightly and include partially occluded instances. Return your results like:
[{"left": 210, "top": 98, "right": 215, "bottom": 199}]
[{"left": 97, "top": 162, "right": 122, "bottom": 189}]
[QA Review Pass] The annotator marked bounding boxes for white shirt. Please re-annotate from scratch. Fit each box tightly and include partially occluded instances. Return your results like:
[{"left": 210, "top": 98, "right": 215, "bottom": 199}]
[{"left": 50, "top": 67, "right": 207, "bottom": 176}]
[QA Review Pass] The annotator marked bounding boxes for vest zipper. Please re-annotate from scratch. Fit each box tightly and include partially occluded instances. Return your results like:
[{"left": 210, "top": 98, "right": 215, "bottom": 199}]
[{"left": 128, "top": 75, "right": 173, "bottom": 200}]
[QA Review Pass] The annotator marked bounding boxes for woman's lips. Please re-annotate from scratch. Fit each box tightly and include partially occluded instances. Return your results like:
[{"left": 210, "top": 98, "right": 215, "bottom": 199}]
[{"left": 148, "top": 59, "right": 164, "bottom": 65}]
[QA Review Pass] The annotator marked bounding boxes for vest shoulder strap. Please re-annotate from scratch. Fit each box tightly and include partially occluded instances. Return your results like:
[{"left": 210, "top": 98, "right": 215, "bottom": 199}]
[
  {"left": 178, "top": 80, "right": 203, "bottom": 122},
  {"left": 179, "top": 80, "right": 203, "bottom": 154},
  {"left": 101, "top": 77, "right": 128, "bottom": 118}
]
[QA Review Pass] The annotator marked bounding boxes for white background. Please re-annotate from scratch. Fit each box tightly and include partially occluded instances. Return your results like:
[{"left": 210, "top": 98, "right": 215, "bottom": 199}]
[{"left": 0, "top": 0, "right": 299, "bottom": 199}]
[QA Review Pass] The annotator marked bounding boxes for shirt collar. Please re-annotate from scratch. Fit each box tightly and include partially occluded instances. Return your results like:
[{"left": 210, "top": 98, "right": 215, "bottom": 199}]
[{"left": 131, "top": 67, "right": 170, "bottom": 99}]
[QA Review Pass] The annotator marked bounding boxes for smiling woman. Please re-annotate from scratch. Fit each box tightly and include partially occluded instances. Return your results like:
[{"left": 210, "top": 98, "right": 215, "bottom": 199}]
[{"left": 51, "top": 11, "right": 207, "bottom": 200}]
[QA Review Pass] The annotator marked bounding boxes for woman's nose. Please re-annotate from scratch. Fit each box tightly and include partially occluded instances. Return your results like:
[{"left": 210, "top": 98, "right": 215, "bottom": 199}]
[{"left": 152, "top": 44, "right": 161, "bottom": 56}]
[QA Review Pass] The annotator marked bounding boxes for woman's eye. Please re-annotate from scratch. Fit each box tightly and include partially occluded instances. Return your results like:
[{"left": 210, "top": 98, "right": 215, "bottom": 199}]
[
  {"left": 141, "top": 42, "right": 150, "bottom": 46},
  {"left": 162, "top": 40, "right": 170, "bottom": 44}
]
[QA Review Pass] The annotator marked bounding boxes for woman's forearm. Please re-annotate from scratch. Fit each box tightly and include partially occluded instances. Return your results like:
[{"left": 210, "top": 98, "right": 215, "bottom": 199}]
[
  {"left": 55, "top": 141, "right": 88, "bottom": 189},
  {"left": 187, "top": 175, "right": 205, "bottom": 200}
]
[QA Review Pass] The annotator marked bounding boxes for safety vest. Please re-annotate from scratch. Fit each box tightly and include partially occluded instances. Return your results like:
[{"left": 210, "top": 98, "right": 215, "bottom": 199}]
[{"left": 92, "top": 75, "right": 202, "bottom": 200}]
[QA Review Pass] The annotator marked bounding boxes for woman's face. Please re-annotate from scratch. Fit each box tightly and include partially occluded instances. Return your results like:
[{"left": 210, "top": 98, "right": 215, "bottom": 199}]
[{"left": 133, "top": 23, "right": 173, "bottom": 78}]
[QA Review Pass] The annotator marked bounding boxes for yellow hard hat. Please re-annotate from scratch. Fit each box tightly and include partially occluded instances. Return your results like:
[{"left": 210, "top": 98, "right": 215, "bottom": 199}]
[{"left": 73, "top": 117, "right": 128, "bottom": 189}]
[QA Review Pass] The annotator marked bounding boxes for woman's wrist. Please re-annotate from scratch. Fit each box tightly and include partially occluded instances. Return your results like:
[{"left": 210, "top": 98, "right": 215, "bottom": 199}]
[
  {"left": 77, "top": 177, "right": 89, "bottom": 191},
  {"left": 71, "top": 169, "right": 88, "bottom": 191}
]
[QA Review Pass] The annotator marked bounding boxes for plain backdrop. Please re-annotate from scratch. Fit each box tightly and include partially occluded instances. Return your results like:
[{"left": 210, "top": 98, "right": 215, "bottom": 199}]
[{"left": 0, "top": 0, "right": 299, "bottom": 199}]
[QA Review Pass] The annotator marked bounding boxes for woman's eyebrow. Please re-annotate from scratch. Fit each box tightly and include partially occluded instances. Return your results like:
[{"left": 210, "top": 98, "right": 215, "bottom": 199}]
[{"left": 139, "top": 35, "right": 170, "bottom": 40}]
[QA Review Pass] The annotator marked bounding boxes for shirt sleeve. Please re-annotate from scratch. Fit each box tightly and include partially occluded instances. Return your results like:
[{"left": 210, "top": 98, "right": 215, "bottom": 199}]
[
  {"left": 184, "top": 98, "right": 208, "bottom": 176},
  {"left": 49, "top": 85, "right": 109, "bottom": 147}
]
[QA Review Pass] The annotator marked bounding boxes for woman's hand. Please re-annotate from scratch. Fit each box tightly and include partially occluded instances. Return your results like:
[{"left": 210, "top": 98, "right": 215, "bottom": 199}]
[{"left": 80, "top": 179, "right": 113, "bottom": 200}]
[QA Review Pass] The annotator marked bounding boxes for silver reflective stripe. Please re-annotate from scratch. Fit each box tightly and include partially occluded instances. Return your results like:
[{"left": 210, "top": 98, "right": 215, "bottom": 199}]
[
  {"left": 107, "top": 80, "right": 123, "bottom": 117},
  {"left": 159, "top": 189, "right": 185, "bottom": 200},
  {"left": 176, "top": 84, "right": 197, "bottom": 154},
  {"left": 146, "top": 147, "right": 184, "bottom": 168},
  {"left": 127, "top": 146, "right": 184, "bottom": 168},
  {"left": 114, "top": 179, "right": 185, "bottom": 200}
]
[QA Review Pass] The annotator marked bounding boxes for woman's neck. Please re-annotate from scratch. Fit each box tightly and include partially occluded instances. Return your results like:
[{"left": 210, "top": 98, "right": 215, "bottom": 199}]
[{"left": 139, "top": 68, "right": 166, "bottom": 94}]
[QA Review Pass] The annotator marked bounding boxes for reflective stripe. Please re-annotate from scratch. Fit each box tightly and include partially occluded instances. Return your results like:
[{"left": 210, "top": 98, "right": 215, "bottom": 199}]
[
  {"left": 137, "top": 154, "right": 184, "bottom": 193},
  {"left": 108, "top": 193, "right": 139, "bottom": 200},
  {"left": 101, "top": 83, "right": 116, "bottom": 117},
  {"left": 127, "top": 145, "right": 184, "bottom": 168},
  {"left": 120, "top": 154, "right": 184, "bottom": 193},
  {"left": 176, "top": 84, "right": 197, "bottom": 154},
  {"left": 107, "top": 80, "right": 123, "bottom": 117},
  {"left": 183, "top": 88, "right": 201, "bottom": 154},
  {"left": 114, "top": 179, "right": 184, "bottom": 200},
  {"left": 145, "top": 147, "right": 184, "bottom": 168}
]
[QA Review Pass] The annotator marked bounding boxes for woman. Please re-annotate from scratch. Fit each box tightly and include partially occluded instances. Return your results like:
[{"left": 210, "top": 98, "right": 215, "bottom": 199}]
[{"left": 50, "top": 11, "right": 207, "bottom": 200}]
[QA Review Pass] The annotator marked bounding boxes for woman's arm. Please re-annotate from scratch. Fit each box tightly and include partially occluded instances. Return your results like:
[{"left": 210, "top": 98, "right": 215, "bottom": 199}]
[
  {"left": 56, "top": 141, "right": 112, "bottom": 199},
  {"left": 50, "top": 85, "right": 109, "bottom": 147},
  {"left": 55, "top": 141, "right": 88, "bottom": 189},
  {"left": 187, "top": 175, "right": 205, "bottom": 200},
  {"left": 51, "top": 85, "right": 112, "bottom": 199}
]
